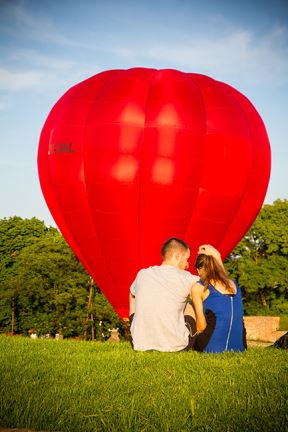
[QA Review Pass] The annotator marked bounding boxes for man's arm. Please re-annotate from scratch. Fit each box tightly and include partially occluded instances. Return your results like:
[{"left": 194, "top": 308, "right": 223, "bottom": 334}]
[{"left": 191, "top": 283, "right": 207, "bottom": 333}]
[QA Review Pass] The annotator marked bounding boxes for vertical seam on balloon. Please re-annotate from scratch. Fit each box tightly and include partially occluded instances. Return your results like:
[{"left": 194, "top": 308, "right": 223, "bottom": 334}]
[
  {"left": 137, "top": 69, "right": 157, "bottom": 268},
  {"left": 215, "top": 83, "right": 259, "bottom": 256},
  {"left": 182, "top": 73, "right": 208, "bottom": 247},
  {"left": 81, "top": 70, "right": 128, "bottom": 314}
]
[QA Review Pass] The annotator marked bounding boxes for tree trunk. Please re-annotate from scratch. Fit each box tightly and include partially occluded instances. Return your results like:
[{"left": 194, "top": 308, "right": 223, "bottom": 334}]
[
  {"left": 259, "top": 291, "right": 268, "bottom": 307},
  {"left": 84, "top": 278, "right": 95, "bottom": 340},
  {"left": 11, "top": 298, "right": 15, "bottom": 336},
  {"left": 91, "top": 313, "right": 95, "bottom": 341}
]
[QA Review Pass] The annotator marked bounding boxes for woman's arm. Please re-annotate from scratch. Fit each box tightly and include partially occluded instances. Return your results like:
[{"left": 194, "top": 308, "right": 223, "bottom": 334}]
[{"left": 191, "top": 282, "right": 207, "bottom": 333}]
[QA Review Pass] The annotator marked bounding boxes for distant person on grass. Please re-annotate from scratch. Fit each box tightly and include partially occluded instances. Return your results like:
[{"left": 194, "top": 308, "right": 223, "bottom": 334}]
[
  {"left": 191, "top": 253, "right": 247, "bottom": 353},
  {"left": 129, "top": 238, "right": 221, "bottom": 352}
]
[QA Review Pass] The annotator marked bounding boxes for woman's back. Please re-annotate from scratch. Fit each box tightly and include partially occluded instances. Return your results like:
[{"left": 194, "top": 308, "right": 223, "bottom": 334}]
[{"left": 203, "top": 281, "right": 245, "bottom": 353}]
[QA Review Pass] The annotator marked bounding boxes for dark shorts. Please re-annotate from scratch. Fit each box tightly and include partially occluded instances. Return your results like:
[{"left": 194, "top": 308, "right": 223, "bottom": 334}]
[
  {"left": 129, "top": 311, "right": 216, "bottom": 352},
  {"left": 183, "top": 315, "right": 198, "bottom": 350},
  {"left": 184, "top": 309, "right": 216, "bottom": 352}
]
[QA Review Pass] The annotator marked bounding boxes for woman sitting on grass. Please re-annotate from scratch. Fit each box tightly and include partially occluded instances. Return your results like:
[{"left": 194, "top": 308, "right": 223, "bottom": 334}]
[{"left": 191, "top": 253, "right": 247, "bottom": 353}]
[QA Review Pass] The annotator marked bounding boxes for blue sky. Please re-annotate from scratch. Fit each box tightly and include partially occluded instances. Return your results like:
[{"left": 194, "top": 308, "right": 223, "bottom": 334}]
[{"left": 0, "top": 0, "right": 287, "bottom": 227}]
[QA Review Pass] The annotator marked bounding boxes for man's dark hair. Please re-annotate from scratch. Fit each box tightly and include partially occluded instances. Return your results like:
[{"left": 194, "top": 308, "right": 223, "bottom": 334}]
[{"left": 161, "top": 237, "right": 190, "bottom": 260}]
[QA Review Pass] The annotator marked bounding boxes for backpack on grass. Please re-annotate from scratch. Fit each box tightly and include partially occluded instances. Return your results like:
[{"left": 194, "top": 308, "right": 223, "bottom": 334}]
[{"left": 271, "top": 332, "right": 288, "bottom": 349}]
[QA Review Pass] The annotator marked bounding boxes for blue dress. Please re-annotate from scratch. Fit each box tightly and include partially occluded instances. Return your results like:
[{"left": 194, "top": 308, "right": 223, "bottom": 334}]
[{"left": 202, "top": 281, "right": 245, "bottom": 353}]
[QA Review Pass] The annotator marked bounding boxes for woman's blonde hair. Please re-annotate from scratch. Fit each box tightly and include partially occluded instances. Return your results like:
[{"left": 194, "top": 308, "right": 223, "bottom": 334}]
[{"left": 195, "top": 254, "right": 234, "bottom": 293}]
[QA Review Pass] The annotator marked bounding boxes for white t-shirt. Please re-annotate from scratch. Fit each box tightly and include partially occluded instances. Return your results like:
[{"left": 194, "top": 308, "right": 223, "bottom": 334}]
[{"left": 130, "top": 265, "right": 198, "bottom": 352}]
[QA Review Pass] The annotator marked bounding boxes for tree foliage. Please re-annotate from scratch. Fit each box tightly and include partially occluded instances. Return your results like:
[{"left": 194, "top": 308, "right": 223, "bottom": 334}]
[
  {"left": 225, "top": 199, "right": 288, "bottom": 315},
  {"left": 0, "top": 217, "right": 121, "bottom": 338}
]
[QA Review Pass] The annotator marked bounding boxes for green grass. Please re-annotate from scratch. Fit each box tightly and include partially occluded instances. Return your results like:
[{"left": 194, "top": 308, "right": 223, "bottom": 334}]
[{"left": 0, "top": 337, "right": 287, "bottom": 432}]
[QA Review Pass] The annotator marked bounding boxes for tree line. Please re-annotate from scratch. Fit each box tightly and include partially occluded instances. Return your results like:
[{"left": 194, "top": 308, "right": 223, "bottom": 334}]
[
  {"left": 225, "top": 199, "right": 288, "bottom": 316},
  {"left": 0, "top": 217, "right": 121, "bottom": 339},
  {"left": 0, "top": 199, "right": 287, "bottom": 338}
]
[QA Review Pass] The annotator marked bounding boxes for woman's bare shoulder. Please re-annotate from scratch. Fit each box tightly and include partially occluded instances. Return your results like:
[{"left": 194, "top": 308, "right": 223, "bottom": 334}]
[{"left": 191, "top": 281, "right": 205, "bottom": 293}]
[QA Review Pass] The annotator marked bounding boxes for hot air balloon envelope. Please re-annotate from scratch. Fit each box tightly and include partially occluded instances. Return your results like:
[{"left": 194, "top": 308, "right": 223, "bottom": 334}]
[{"left": 38, "top": 68, "right": 271, "bottom": 318}]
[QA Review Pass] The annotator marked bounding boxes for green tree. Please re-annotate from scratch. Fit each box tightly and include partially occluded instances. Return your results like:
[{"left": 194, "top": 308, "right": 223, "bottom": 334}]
[
  {"left": 226, "top": 199, "right": 288, "bottom": 315},
  {"left": 0, "top": 217, "right": 57, "bottom": 334},
  {"left": 0, "top": 216, "right": 123, "bottom": 338},
  {"left": 14, "top": 235, "right": 89, "bottom": 337}
]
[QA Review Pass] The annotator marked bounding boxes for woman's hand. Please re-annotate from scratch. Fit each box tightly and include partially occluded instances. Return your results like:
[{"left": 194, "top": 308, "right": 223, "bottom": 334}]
[
  {"left": 198, "top": 244, "right": 224, "bottom": 269},
  {"left": 198, "top": 244, "right": 221, "bottom": 259}
]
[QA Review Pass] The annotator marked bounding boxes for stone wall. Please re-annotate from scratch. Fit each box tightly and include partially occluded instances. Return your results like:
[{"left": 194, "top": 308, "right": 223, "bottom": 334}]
[{"left": 243, "top": 316, "right": 286, "bottom": 342}]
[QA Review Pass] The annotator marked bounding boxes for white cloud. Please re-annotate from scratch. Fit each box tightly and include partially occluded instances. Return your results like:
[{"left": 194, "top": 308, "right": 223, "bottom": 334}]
[
  {"left": 7, "top": 49, "right": 76, "bottom": 70},
  {"left": 0, "top": 67, "right": 50, "bottom": 90},
  {"left": 0, "top": 47, "right": 99, "bottom": 93},
  {"left": 0, "top": 61, "right": 102, "bottom": 94},
  {"left": 135, "top": 26, "right": 288, "bottom": 86},
  {"left": 0, "top": 1, "right": 101, "bottom": 50},
  {"left": 1, "top": 2, "right": 287, "bottom": 94}
]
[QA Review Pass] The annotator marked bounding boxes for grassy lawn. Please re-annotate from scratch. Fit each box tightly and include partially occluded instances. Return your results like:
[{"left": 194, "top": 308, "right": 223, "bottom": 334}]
[{"left": 0, "top": 336, "right": 287, "bottom": 432}]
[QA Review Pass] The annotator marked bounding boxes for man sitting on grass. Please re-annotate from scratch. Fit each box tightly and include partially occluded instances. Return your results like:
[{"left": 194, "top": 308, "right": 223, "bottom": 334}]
[{"left": 129, "top": 238, "right": 221, "bottom": 352}]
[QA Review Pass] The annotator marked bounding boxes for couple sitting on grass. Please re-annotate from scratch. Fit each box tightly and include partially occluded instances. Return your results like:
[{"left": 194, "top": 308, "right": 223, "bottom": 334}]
[{"left": 129, "top": 238, "right": 246, "bottom": 353}]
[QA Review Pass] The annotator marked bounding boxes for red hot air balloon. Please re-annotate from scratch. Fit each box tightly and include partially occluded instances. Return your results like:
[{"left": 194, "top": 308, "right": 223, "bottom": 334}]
[{"left": 38, "top": 68, "right": 271, "bottom": 319}]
